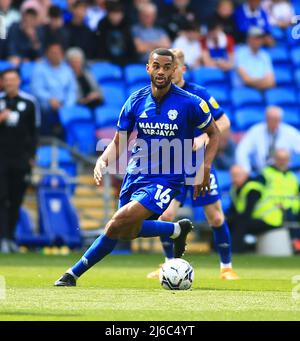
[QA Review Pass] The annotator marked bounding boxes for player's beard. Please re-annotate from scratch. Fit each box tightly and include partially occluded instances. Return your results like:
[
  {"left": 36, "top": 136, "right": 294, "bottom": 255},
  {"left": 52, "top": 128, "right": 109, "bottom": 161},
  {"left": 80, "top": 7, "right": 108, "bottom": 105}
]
[{"left": 151, "top": 74, "right": 172, "bottom": 89}]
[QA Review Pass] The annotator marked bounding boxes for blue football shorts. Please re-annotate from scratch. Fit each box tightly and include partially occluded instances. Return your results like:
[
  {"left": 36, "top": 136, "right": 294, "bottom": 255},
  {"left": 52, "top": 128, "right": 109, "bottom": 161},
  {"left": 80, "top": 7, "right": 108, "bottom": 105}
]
[{"left": 176, "top": 167, "right": 221, "bottom": 207}]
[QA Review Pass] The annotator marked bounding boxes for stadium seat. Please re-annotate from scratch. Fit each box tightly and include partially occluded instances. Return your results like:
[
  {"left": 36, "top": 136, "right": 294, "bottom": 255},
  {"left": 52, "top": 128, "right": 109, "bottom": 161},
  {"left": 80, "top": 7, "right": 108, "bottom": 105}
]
[
  {"left": 268, "top": 45, "right": 290, "bottom": 65},
  {"left": 102, "top": 84, "right": 126, "bottom": 106},
  {"left": 20, "top": 61, "right": 36, "bottom": 85},
  {"left": 296, "top": 69, "right": 300, "bottom": 88},
  {"left": 66, "top": 120, "right": 96, "bottom": 155},
  {"left": 90, "top": 62, "right": 123, "bottom": 84},
  {"left": 15, "top": 208, "right": 51, "bottom": 247},
  {"left": 282, "top": 107, "right": 300, "bottom": 127},
  {"left": 59, "top": 105, "right": 92, "bottom": 126},
  {"left": 290, "top": 153, "right": 300, "bottom": 171},
  {"left": 265, "top": 87, "right": 297, "bottom": 106},
  {"left": 274, "top": 66, "right": 294, "bottom": 85},
  {"left": 269, "top": 26, "right": 286, "bottom": 42},
  {"left": 235, "top": 106, "right": 265, "bottom": 131},
  {"left": 127, "top": 82, "right": 149, "bottom": 96},
  {"left": 0, "top": 60, "right": 14, "bottom": 72},
  {"left": 231, "top": 87, "right": 264, "bottom": 108},
  {"left": 193, "top": 67, "right": 227, "bottom": 85},
  {"left": 216, "top": 170, "right": 231, "bottom": 192},
  {"left": 36, "top": 146, "right": 77, "bottom": 177},
  {"left": 291, "top": 47, "right": 300, "bottom": 67},
  {"left": 38, "top": 174, "right": 82, "bottom": 248},
  {"left": 124, "top": 64, "right": 148, "bottom": 85},
  {"left": 207, "top": 85, "right": 230, "bottom": 105},
  {"left": 95, "top": 104, "right": 120, "bottom": 128}
]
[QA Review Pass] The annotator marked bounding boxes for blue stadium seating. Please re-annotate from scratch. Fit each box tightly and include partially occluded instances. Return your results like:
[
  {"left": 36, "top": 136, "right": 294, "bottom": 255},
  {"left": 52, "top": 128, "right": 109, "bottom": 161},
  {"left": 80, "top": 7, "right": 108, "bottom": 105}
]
[
  {"left": 231, "top": 87, "right": 264, "bottom": 108},
  {"left": 20, "top": 61, "right": 36, "bottom": 85},
  {"left": 38, "top": 174, "right": 82, "bottom": 248},
  {"left": 36, "top": 146, "right": 77, "bottom": 177},
  {"left": 265, "top": 87, "right": 297, "bottom": 106},
  {"left": 283, "top": 108, "right": 300, "bottom": 127},
  {"left": 296, "top": 68, "right": 300, "bottom": 88},
  {"left": 291, "top": 47, "right": 300, "bottom": 67},
  {"left": 216, "top": 170, "right": 231, "bottom": 192},
  {"left": 15, "top": 208, "right": 51, "bottom": 247},
  {"left": 67, "top": 121, "right": 96, "bottom": 155},
  {"left": 290, "top": 153, "right": 300, "bottom": 171},
  {"left": 269, "top": 27, "right": 286, "bottom": 42},
  {"left": 0, "top": 60, "right": 14, "bottom": 72},
  {"left": 95, "top": 104, "right": 120, "bottom": 128},
  {"left": 102, "top": 84, "right": 126, "bottom": 106},
  {"left": 124, "top": 64, "right": 148, "bottom": 85},
  {"left": 90, "top": 62, "right": 123, "bottom": 84},
  {"left": 59, "top": 105, "right": 92, "bottom": 126},
  {"left": 235, "top": 106, "right": 265, "bottom": 131},
  {"left": 207, "top": 85, "right": 230, "bottom": 105},
  {"left": 274, "top": 66, "right": 294, "bottom": 85},
  {"left": 59, "top": 106, "right": 96, "bottom": 155},
  {"left": 192, "top": 67, "right": 227, "bottom": 85},
  {"left": 268, "top": 45, "right": 290, "bottom": 65},
  {"left": 127, "top": 82, "right": 149, "bottom": 96}
]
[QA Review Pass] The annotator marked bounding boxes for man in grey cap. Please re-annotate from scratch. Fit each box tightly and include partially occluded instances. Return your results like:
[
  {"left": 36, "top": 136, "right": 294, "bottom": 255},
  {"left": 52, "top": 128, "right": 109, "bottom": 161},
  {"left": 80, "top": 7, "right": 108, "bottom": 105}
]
[{"left": 235, "top": 26, "right": 275, "bottom": 90}]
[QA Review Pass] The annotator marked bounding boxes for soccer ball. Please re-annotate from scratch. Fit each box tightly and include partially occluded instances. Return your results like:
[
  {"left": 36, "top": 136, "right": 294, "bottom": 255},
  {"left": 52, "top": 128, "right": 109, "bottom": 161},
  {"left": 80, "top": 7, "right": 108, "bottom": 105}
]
[{"left": 159, "top": 258, "right": 194, "bottom": 290}]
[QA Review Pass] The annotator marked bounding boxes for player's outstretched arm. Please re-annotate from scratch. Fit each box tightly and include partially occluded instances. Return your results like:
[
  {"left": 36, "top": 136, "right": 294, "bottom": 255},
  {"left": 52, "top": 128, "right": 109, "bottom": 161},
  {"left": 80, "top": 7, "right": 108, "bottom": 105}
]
[
  {"left": 193, "top": 120, "right": 220, "bottom": 199},
  {"left": 94, "top": 131, "right": 129, "bottom": 186}
]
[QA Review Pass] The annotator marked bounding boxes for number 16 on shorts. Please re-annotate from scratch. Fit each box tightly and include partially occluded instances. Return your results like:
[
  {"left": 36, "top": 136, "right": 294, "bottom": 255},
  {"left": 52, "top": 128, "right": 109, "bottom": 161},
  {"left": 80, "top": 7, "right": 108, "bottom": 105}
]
[{"left": 154, "top": 185, "right": 172, "bottom": 209}]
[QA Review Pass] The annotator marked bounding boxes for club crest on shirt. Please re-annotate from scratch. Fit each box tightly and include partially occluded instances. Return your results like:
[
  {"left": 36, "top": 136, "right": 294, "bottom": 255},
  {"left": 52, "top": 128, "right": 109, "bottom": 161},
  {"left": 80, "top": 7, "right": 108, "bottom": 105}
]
[
  {"left": 167, "top": 109, "right": 178, "bottom": 121},
  {"left": 17, "top": 101, "right": 26, "bottom": 111},
  {"left": 0, "top": 100, "right": 5, "bottom": 111}
]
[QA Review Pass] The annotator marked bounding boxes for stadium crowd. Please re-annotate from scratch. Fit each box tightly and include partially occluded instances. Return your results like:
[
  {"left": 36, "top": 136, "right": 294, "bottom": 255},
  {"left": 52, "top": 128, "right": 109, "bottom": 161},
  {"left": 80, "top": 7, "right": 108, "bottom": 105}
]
[{"left": 1, "top": 0, "right": 300, "bottom": 253}]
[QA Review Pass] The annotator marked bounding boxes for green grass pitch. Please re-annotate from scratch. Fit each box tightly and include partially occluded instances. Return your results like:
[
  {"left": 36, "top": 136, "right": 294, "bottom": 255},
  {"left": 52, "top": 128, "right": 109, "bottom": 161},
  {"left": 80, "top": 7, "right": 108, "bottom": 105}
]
[{"left": 0, "top": 253, "right": 300, "bottom": 321}]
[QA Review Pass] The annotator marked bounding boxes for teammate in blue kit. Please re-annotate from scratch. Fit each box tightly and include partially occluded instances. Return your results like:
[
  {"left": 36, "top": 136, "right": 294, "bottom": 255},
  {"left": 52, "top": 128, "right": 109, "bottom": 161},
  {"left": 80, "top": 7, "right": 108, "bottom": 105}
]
[
  {"left": 147, "top": 49, "right": 239, "bottom": 280},
  {"left": 54, "top": 48, "right": 220, "bottom": 286}
]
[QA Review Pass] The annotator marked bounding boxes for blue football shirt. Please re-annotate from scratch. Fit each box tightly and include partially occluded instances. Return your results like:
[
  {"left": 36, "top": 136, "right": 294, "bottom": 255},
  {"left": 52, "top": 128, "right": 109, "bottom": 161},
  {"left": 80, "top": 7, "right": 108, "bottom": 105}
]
[
  {"left": 183, "top": 81, "right": 224, "bottom": 137},
  {"left": 117, "top": 83, "right": 212, "bottom": 186}
]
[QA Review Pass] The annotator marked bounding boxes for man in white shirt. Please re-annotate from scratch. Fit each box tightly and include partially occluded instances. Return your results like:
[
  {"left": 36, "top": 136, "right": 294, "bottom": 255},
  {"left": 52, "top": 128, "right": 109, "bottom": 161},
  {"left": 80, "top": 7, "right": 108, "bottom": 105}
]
[
  {"left": 235, "top": 105, "right": 300, "bottom": 174},
  {"left": 235, "top": 26, "right": 275, "bottom": 89}
]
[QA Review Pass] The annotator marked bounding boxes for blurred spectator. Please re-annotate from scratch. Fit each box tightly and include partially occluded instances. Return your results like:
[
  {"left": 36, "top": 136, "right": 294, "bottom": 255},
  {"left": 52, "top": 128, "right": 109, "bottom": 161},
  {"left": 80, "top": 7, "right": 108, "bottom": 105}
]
[
  {"left": 172, "top": 21, "right": 202, "bottom": 69},
  {"left": 31, "top": 43, "right": 77, "bottom": 136},
  {"left": 262, "top": 0, "right": 295, "bottom": 28},
  {"left": 229, "top": 150, "right": 300, "bottom": 253},
  {"left": 235, "top": 106, "right": 300, "bottom": 174},
  {"left": 201, "top": 19, "right": 235, "bottom": 71},
  {"left": 42, "top": 5, "right": 69, "bottom": 50},
  {"left": 66, "top": 0, "right": 95, "bottom": 59},
  {"left": 132, "top": 2, "right": 171, "bottom": 63},
  {"left": 234, "top": 0, "right": 274, "bottom": 45},
  {"left": 0, "top": 0, "right": 21, "bottom": 30},
  {"left": 95, "top": 1, "right": 137, "bottom": 65},
  {"left": 209, "top": 0, "right": 236, "bottom": 39},
  {"left": 161, "top": 0, "right": 196, "bottom": 40},
  {"left": 85, "top": 0, "right": 107, "bottom": 31},
  {"left": 214, "top": 130, "right": 236, "bottom": 170},
  {"left": 66, "top": 47, "right": 103, "bottom": 109},
  {"left": 235, "top": 26, "right": 275, "bottom": 90},
  {"left": 21, "top": 0, "right": 51, "bottom": 25},
  {"left": 6, "top": 8, "right": 44, "bottom": 66},
  {"left": 0, "top": 68, "right": 39, "bottom": 253},
  {"left": 126, "top": 0, "right": 151, "bottom": 25}
]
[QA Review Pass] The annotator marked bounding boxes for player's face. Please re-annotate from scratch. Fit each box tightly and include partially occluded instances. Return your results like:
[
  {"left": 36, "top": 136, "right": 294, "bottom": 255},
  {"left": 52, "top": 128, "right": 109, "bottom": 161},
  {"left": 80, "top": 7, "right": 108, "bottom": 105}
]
[
  {"left": 2, "top": 71, "right": 20, "bottom": 94},
  {"left": 147, "top": 54, "right": 175, "bottom": 89},
  {"left": 172, "top": 59, "right": 186, "bottom": 86}
]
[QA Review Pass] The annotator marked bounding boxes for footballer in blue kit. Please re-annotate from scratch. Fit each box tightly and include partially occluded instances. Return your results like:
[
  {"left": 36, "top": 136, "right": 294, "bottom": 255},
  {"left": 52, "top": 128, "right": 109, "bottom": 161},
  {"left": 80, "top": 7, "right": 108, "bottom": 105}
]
[
  {"left": 54, "top": 48, "right": 220, "bottom": 286},
  {"left": 147, "top": 48, "right": 239, "bottom": 280}
]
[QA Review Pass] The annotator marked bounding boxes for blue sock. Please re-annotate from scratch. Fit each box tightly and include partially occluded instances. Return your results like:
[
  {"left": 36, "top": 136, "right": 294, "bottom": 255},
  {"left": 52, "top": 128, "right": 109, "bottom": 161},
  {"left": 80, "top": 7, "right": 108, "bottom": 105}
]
[
  {"left": 71, "top": 234, "right": 118, "bottom": 277},
  {"left": 138, "top": 220, "right": 175, "bottom": 238},
  {"left": 160, "top": 236, "right": 174, "bottom": 259},
  {"left": 212, "top": 221, "right": 232, "bottom": 265}
]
